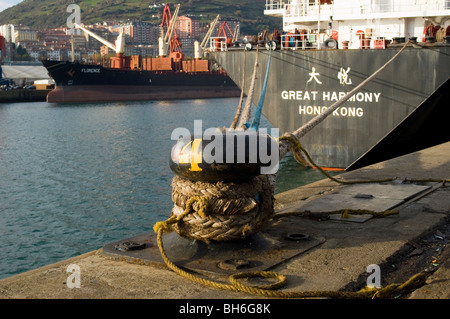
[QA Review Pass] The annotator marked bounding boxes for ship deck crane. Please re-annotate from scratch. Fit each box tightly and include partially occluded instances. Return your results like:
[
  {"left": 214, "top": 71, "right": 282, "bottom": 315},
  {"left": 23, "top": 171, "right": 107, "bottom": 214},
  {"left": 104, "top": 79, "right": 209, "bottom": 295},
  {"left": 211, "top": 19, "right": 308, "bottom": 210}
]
[
  {"left": 195, "top": 14, "right": 220, "bottom": 58},
  {"left": 159, "top": 3, "right": 183, "bottom": 61},
  {"left": 74, "top": 23, "right": 126, "bottom": 68},
  {"left": 217, "top": 21, "right": 237, "bottom": 46}
]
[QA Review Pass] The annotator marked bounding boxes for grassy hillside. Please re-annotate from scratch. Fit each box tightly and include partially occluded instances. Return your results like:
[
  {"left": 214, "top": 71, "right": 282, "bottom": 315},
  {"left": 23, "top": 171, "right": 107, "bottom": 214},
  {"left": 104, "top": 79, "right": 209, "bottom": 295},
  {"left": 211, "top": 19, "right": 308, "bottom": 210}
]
[{"left": 0, "top": 0, "right": 280, "bottom": 34}]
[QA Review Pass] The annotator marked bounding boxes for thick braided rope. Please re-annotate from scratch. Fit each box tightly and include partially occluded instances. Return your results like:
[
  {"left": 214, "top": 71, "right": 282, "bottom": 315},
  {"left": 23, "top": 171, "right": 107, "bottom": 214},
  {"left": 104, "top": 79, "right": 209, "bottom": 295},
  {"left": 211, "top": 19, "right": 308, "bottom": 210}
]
[{"left": 168, "top": 175, "right": 274, "bottom": 243}]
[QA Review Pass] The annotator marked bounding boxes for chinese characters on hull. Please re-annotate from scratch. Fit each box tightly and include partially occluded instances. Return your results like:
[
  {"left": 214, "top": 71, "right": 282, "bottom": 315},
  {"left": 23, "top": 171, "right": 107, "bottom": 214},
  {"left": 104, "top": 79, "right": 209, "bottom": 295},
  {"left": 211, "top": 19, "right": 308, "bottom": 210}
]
[
  {"left": 307, "top": 66, "right": 353, "bottom": 86},
  {"left": 338, "top": 67, "right": 352, "bottom": 85},
  {"left": 282, "top": 66, "right": 381, "bottom": 118},
  {"left": 307, "top": 67, "right": 322, "bottom": 84}
]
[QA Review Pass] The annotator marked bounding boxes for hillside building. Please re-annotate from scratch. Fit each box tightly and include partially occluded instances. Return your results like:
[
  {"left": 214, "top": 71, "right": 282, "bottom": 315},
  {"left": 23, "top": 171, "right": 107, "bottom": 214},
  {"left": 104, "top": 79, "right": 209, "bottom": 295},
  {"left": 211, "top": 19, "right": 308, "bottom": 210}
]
[
  {"left": 175, "top": 16, "right": 202, "bottom": 39},
  {"left": 0, "top": 24, "right": 15, "bottom": 43},
  {"left": 0, "top": 35, "right": 4, "bottom": 60},
  {"left": 14, "top": 28, "right": 39, "bottom": 43},
  {"left": 172, "top": 15, "right": 204, "bottom": 55},
  {"left": 0, "top": 15, "right": 242, "bottom": 62},
  {"left": 111, "top": 21, "right": 152, "bottom": 45},
  {"left": 149, "top": 24, "right": 161, "bottom": 46}
]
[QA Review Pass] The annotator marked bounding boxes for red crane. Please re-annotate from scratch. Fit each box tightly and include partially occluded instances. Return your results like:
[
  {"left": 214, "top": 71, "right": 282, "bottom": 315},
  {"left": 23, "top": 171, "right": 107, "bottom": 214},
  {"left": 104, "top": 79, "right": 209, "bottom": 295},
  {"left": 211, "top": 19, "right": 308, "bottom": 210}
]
[
  {"left": 217, "top": 21, "right": 235, "bottom": 46},
  {"left": 160, "top": 3, "right": 183, "bottom": 60}
]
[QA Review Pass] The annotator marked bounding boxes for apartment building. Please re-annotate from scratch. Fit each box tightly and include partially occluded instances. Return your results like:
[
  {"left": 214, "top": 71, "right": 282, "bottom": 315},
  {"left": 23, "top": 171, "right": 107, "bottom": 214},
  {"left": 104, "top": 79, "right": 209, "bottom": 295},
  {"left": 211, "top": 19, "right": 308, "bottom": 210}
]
[
  {"left": 0, "top": 24, "right": 15, "bottom": 43},
  {"left": 111, "top": 21, "right": 152, "bottom": 45},
  {"left": 175, "top": 16, "right": 202, "bottom": 39}
]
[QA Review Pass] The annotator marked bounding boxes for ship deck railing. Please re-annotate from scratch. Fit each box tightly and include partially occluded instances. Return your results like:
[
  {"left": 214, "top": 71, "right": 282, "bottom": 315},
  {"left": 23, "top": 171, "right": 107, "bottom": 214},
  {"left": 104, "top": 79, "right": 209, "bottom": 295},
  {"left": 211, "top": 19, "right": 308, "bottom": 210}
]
[
  {"left": 208, "top": 33, "right": 323, "bottom": 52},
  {"left": 280, "top": 32, "right": 320, "bottom": 50},
  {"left": 209, "top": 37, "right": 229, "bottom": 52}
]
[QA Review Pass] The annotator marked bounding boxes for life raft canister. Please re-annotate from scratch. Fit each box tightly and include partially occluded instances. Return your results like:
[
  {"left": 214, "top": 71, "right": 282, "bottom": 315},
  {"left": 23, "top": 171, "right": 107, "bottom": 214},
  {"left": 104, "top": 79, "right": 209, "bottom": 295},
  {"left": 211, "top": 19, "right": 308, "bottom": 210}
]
[
  {"left": 214, "top": 38, "right": 222, "bottom": 51},
  {"left": 284, "top": 32, "right": 294, "bottom": 48},
  {"left": 169, "top": 130, "right": 279, "bottom": 183}
]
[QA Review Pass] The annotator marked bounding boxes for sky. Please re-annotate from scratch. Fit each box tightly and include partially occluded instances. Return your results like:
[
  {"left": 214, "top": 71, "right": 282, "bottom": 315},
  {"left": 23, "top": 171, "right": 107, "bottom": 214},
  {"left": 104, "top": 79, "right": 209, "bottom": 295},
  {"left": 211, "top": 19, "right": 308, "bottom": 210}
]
[{"left": 0, "top": 0, "right": 22, "bottom": 13}]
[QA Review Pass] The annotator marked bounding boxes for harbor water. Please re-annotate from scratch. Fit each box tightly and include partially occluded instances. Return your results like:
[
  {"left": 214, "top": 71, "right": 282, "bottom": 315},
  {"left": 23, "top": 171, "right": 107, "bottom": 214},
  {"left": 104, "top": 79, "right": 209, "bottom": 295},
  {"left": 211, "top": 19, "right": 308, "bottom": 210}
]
[{"left": 0, "top": 97, "right": 336, "bottom": 280}]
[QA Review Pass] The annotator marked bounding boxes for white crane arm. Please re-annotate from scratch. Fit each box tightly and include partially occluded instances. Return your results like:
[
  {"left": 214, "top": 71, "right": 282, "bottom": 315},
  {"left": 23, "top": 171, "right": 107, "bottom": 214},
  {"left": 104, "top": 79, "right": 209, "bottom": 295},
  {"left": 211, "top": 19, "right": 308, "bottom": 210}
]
[
  {"left": 200, "top": 15, "right": 220, "bottom": 49},
  {"left": 164, "top": 4, "right": 180, "bottom": 43},
  {"left": 74, "top": 23, "right": 120, "bottom": 53}
]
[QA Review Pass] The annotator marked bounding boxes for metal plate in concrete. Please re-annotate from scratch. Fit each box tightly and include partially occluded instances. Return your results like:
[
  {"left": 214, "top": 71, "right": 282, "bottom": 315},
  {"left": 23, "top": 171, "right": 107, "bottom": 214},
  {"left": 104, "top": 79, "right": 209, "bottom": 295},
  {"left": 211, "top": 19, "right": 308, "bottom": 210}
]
[
  {"left": 300, "top": 183, "right": 431, "bottom": 214},
  {"left": 102, "top": 219, "right": 325, "bottom": 276},
  {"left": 339, "top": 184, "right": 431, "bottom": 199},
  {"left": 328, "top": 214, "right": 375, "bottom": 223}
]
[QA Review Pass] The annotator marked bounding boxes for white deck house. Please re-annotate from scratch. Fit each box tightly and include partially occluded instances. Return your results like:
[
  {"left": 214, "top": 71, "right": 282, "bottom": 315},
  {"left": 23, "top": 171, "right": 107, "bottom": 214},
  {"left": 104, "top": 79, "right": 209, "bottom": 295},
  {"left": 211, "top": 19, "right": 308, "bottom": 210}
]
[{"left": 265, "top": 0, "right": 450, "bottom": 49}]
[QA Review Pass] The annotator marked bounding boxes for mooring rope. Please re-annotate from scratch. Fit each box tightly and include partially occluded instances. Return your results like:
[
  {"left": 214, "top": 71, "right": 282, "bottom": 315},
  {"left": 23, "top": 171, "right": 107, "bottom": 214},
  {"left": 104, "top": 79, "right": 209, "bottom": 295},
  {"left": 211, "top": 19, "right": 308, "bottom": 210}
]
[
  {"left": 167, "top": 175, "right": 274, "bottom": 243},
  {"left": 154, "top": 154, "right": 429, "bottom": 299},
  {"left": 279, "top": 133, "right": 450, "bottom": 186},
  {"left": 238, "top": 47, "right": 259, "bottom": 128},
  {"left": 250, "top": 48, "right": 272, "bottom": 130},
  {"left": 230, "top": 53, "right": 246, "bottom": 129}
]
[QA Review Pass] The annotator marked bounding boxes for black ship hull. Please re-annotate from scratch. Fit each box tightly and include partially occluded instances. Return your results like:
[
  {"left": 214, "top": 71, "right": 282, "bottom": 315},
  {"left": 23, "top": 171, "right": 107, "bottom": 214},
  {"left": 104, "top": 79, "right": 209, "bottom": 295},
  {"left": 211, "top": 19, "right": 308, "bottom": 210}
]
[
  {"left": 42, "top": 60, "right": 240, "bottom": 103},
  {"left": 213, "top": 44, "right": 450, "bottom": 169}
]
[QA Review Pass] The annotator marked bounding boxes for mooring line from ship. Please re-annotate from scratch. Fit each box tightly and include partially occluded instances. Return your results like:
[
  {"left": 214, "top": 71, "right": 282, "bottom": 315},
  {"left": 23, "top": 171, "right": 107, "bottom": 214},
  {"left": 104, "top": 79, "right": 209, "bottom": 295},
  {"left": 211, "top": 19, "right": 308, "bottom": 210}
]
[
  {"left": 279, "top": 133, "right": 450, "bottom": 187},
  {"left": 230, "top": 52, "right": 246, "bottom": 129},
  {"left": 250, "top": 47, "right": 272, "bottom": 130},
  {"left": 232, "top": 45, "right": 272, "bottom": 130},
  {"left": 238, "top": 46, "right": 260, "bottom": 128}
]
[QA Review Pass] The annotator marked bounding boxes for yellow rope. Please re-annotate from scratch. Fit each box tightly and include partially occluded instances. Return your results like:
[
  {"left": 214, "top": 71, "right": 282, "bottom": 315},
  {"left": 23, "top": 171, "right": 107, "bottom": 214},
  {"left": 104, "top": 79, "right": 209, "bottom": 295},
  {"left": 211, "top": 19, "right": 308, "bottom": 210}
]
[
  {"left": 153, "top": 196, "right": 208, "bottom": 234},
  {"left": 155, "top": 226, "right": 427, "bottom": 299},
  {"left": 153, "top": 195, "right": 424, "bottom": 299}
]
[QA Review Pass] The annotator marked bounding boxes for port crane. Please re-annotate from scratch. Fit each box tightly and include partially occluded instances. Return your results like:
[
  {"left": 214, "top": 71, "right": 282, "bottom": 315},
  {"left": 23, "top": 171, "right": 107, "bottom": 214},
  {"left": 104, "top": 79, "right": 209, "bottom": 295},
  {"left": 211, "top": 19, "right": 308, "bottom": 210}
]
[{"left": 159, "top": 3, "right": 184, "bottom": 61}]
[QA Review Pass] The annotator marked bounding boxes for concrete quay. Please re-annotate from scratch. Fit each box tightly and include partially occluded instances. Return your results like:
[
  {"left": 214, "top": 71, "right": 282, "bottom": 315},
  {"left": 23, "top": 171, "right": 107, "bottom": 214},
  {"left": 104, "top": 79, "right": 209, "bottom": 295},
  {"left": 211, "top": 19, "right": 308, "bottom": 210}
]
[{"left": 0, "top": 142, "right": 449, "bottom": 301}]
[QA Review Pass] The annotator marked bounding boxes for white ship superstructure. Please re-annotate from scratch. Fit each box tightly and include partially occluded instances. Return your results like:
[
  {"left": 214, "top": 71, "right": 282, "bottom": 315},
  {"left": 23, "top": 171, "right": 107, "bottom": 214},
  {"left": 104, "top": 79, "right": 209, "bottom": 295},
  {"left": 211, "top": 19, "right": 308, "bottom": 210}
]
[{"left": 265, "top": 0, "right": 450, "bottom": 49}]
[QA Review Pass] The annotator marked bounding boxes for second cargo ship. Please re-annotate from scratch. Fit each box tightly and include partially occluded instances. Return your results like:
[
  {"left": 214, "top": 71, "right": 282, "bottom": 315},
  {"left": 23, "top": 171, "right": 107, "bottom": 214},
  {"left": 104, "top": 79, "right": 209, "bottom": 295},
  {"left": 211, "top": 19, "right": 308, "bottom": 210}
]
[
  {"left": 43, "top": 58, "right": 239, "bottom": 103},
  {"left": 43, "top": 4, "right": 240, "bottom": 103}
]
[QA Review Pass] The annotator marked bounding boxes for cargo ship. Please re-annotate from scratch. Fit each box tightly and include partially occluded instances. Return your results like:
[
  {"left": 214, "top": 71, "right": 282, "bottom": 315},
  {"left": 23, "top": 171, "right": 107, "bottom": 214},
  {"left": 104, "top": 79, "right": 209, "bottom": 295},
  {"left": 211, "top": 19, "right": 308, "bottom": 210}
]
[
  {"left": 43, "top": 59, "right": 240, "bottom": 103},
  {"left": 212, "top": 0, "right": 450, "bottom": 170},
  {"left": 44, "top": 4, "right": 240, "bottom": 103}
]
